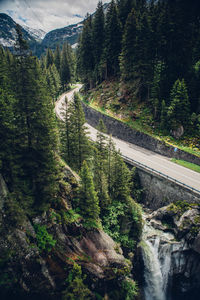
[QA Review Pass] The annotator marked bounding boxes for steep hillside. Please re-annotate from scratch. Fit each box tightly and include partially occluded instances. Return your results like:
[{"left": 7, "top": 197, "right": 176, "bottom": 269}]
[
  {"left": 0, "top": 13, "right": 37, "bottom": 48},
  {"left": 41, "top": 22, "right": 83, "bottom": 50},
  {"left": 23, "top": 25, "right": 46, "bottom": 42}
]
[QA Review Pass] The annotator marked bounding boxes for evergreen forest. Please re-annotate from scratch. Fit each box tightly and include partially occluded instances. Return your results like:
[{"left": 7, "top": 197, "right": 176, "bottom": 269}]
[
  {"left": 0, "top": 1, "right": 200, "bottom": 300},
  {"left": 78, "top": 0, "right": 200, "bottom": 148}
]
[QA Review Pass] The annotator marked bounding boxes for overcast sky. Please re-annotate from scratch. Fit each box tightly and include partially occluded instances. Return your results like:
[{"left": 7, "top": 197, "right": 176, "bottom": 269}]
[{"left": 0, "top": 0, "right": 108, "bottom": 32}]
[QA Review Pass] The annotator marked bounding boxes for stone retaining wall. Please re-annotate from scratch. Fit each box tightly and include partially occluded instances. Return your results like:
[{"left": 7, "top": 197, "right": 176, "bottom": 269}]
[
  {"left": 82, "top": 102, "right": 200, "bottom": 166},
  {"left": 136, "top": 168, "right": 200, "bottom": 209}
]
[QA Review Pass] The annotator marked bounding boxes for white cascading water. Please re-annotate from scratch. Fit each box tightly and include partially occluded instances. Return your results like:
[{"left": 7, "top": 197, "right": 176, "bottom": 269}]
[{"left": 141, "top": 215, "right": 185, "bottom": 300}]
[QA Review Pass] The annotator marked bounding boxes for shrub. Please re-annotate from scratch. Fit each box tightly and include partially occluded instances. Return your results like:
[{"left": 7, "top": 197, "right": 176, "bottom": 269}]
[{"left": 34, "top": 224, "right": 56, "bottom": 253}]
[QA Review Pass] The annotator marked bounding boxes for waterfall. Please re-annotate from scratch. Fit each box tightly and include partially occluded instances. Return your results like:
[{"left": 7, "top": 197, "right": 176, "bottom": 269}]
[{"left": 141, "top": 216, "right": 184, "bottom": 300}]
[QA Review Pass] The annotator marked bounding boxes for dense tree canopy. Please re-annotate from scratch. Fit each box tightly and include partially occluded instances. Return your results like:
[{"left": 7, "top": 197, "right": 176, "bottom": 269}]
[{"left": 77, "top": 0, "right": 200, "bottom": 131}]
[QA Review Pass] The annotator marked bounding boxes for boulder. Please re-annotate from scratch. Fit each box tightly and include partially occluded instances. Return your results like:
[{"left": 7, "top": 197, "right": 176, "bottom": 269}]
[{"left": 170, "top": 125, "right": 184, "bottom": 139}]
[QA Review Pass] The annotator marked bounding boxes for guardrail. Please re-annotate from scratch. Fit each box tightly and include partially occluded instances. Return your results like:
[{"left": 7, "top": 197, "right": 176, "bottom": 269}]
[{"left": 122, "top": 154, "right": 200, "bottom": 196}]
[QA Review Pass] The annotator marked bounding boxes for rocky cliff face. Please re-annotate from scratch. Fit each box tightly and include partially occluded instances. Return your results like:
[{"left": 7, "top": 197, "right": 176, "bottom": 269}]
[
  {"left": 0, "top": 168, "right": 130, "bottom": 299},
  {"left": 138, "top": 203, "right": 200, "bottom": 300}
]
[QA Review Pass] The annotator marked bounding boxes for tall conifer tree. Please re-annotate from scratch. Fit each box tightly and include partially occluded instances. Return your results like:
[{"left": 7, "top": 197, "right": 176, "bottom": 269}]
[
  {"left": 92, "top": 1, "right": 105, "bottom": 83},
  {"left": 78, "top": 161, "right": 100, "bottom": 228},
  {"left": 104, "top": 0, "right": 122, "bottom": 78}
]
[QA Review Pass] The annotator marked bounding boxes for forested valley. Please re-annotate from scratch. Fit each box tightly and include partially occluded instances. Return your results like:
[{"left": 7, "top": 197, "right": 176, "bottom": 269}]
[{"left": 0, "top": 1, "right": 200, "bottom": 300}]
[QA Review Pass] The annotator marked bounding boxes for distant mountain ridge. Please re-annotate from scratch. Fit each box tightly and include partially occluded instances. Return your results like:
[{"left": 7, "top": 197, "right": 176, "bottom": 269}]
[
  {"left": 41, "top": 21, "right": 83, "bottom": 50},
  {"left": 41, "top": 3, "right": 109, "bottom": 51},
  {"left": 0, "top": 3, "right": 109, "bottom": 55},
  {"left": 0, "top": 13, "right": 36, "bottom": 48}
]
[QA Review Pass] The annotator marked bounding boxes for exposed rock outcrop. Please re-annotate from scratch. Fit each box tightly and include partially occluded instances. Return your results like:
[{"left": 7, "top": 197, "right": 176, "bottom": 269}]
[
  {"left": 143, "top": 204, "right": 200, "bottom": 299},
  {"left": 0, "top": 168, "right": 129, "bottom": 299}
]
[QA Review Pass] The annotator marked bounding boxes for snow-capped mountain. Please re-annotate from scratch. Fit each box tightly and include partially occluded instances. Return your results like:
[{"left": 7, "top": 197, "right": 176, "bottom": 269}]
[
  {"left": 23, "top": 25, "right": 46, "bottom": 42},
  {"left": 0, "top": 13, "right": 37, "bottom": 48},
  {"left": 0, "top": 3, "right": 109, "bottom": 54}
]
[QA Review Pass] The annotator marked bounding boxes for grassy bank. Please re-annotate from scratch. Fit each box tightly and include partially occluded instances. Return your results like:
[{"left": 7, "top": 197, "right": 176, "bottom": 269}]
[
  {"left": 80, "top": 81, "right": 200, "bottom": 158},
  {"left": 171, "top": 159, "right": 200, "bottom": 173}
]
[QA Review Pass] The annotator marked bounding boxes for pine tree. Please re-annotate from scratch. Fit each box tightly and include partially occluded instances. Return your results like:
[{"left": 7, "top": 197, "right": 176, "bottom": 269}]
[
  {"left": 117, "top": 0, "right": 133, "bottom": 27},
  {"left": 66, "top": 43, "right": 76, "bottom": 83},
  {"left": 111, "top": 151, "right": 131, "bottom": 202},
  {"left": 0, "top": 88, "right": 16, "bottom": 188},
  {"left": 104, "top": 0, "right": 122, "bottom": 78},
  {"left": 120, "top": 8, "right": 137, "bottom": 81},
  {"left": 167, "top": 79, "right": 191, "bottom": 130},
  {"left": 94, "top": 120, "right": 110, "bottom": 209},
  {"left": 72, "top": 93, "right": 91, "bottom": 170},
  {"left": 150, "top": 61, "right": 165, "bottom": 119},
  {"left": 10, "top": 27, "right": 60, "bottom": 209},
  {"left": 92, "top": 1, "right": 105, "bottom": 83},
  {"left": 54, "top": 45, "right": 61, "bottom": 72},
  {"left": 130, "top": 167, "right": 142, "bottom": 202},
  {"left": 160, "top": 99, "right": 167, "bottom": 130},
  {"left": 61, "top": 93, "right": 91, "bottom": 171},
  {"left": 62, "top": 263, "right": 91, "bottom": 300},
  {"left": 48, "top": 64, "right": 61, "bottom": 101},
  {"left": 106, "top": 135, "right": 116, "bottom": 196},
  {"left": 46, "top": 48, "right": 54, "bottom": 69},
  {"left": 60, "top": 43, "right": 71, "bottom": 90},
  {"left": 77, "top": 15, "right": 94, "bottom": 88},
  {"left": 78, "top": 161, "right": 100, "bottom": 228}
]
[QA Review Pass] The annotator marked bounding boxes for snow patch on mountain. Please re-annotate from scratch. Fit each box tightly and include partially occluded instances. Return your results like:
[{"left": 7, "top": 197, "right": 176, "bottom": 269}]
[{"left": 23, "top": 25, "right": 46, "bottom": 41}]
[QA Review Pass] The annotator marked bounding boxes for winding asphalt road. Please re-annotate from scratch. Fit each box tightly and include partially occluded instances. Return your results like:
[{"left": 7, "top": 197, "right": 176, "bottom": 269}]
[{"left": 55, "top": 85, "right": 200, "bottom": 194}]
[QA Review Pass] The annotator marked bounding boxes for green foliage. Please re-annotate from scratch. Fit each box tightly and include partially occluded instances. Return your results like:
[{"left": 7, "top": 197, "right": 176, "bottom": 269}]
[
  {"left": 77, "top": 0, "right": 200, "bottom": 139},
  {"left": 60, "top": 93, "right": 92, "bottom": 171},
  {"left": 0, "top": 249, "right": 16, "bottom": 291},
  {"left": 78, "top": 161, "right": 101, "bottom": 228},
  {"left": 3, "top": 194, "right": 27, "bottom": 227},
  {"left": 103, "top": 200, "right": 141, "bottom": 250},
  {"left": 110, "top": 152, "right": 131, "bottom": 202},
  {"left": 60, "top": 43, "right": 71, "bottom": 89},
  {"left": 104, "top": 0, "right": 122, "bottom": 77},
  {"left": 168, "top": 201, "right": 192, "bottom": 216},
  {"left": 168, "top": 79, "right": 191, "bottom": 130},
  {"left": 171, "top": 158, "right": 200, "bottom": 173},
  {"left": 151, "top": 61, "right": 165, "bottom": 119},
  {"left": 160, "top": 99, "right": 168, "bottom": 130},
  {"left": 62, "top": 209, "right": 81, "bottom": 224},
  {"left": 62, "top": 263, "right": 91, "bottom": 300},
  {"left": 121, "top": 278, "right": 138, "bottom": 300},
  {"left": 45, "top": 48, "right": 54, "bottom": 69},
  {"left": 93, "top": 120, "right": 110, "bottom": 209},
  {"left": 92, "top": 1, "right": 105, "bottom": 83},
  {"left": 130, "top": 167, "right": 143, "bottom": 202},
  {"left": 34, "top": 224, "right": 56, "bottom": 253},
  {"left": 77, "top": 15, "right": 94, "bottom": 88},
  {"left": 0, "top": 31, "right": 61, "bottom": 211}
]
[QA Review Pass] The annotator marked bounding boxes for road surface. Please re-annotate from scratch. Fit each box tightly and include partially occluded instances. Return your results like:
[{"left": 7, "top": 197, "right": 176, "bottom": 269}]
[{"left": 55, "top": 85, "right": 200, "bottom": 194}]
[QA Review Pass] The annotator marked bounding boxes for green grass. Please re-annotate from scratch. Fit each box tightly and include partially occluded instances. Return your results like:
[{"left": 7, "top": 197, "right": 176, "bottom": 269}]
[
  {"left": 80, "top": 87, "right": 200, "bottom": 158},
  {"left": 171, "top": 158, "right": 200, "bottom": 173}
]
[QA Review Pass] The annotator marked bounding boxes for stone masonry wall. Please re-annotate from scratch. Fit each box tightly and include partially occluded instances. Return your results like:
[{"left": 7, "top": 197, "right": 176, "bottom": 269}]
[
  {"left": 82, "top": 102, "right": 200, "bottom": 166},
  {"left": 136, "top": 168, "right": 200, "bottom": 209}
]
